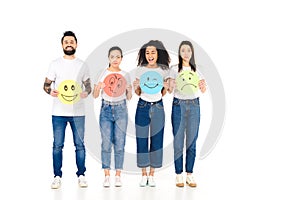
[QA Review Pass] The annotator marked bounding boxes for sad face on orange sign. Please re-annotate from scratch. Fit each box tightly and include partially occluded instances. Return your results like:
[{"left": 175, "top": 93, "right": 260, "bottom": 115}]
[{"left": 103, "top": 73, "right": 127, "bottom": 97}]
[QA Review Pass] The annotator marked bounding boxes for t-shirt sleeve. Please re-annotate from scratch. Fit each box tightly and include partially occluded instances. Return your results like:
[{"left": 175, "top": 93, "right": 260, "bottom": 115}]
[
  {"left": 81, "top": 63, "right": 90, "bottom": 82},
  {"left": 46, "top": 62, "right": 56, "bottom": 81},
  {"left": 168, "top": 65, "right": 177, "bottom": 79},
  {"left": 97, "top": 69, "right": 107, "bottom": 83},
  {"left": 124, "top": 72, "right": 131, "bottom": 87},
  {"left": 196, "top": 65, "right": 204, "bottom": 79},
  {"left": 164, "top": 68, "right": 172, "bottom": 80},
  {"left": 135, "top": 67, "right": 142, "bottom": 79}
]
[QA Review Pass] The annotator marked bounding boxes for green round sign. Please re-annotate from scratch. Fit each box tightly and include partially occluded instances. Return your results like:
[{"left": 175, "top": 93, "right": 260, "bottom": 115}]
[{"left": 176, "top": 70, "right": 199, "bottom": 95}]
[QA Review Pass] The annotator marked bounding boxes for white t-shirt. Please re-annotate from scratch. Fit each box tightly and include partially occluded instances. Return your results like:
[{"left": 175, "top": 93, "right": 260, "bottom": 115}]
[
  {"left": 46, "top": 57, "right": 90, "bottom": 116},
  {"left": 96, "top": 69, "right": 131, "bottom": 102},
  {"left": 135, "top": 66, "right": 170, "bottom": 102},
  {"left": 169, "top": 64, "right": 203, "bottom": 100}
]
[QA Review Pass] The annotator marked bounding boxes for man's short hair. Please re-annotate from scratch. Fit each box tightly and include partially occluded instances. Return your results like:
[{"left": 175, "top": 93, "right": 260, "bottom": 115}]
[{"left": 61, "top": 31, "right": 77, "bottom": 44}]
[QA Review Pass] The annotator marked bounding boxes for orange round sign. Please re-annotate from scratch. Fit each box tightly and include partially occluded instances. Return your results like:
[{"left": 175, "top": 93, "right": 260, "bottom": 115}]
[{"left": 103, "top": 73, "right": 127, "bottom": 97}]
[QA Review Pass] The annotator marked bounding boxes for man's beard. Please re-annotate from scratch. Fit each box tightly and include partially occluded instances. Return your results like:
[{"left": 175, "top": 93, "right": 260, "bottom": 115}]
[{"left": 63, "top": 47, "right": 76, "bottom": 56}]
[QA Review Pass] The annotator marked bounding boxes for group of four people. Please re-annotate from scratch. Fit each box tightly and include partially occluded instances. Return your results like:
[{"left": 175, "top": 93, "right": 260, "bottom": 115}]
[{"left": 43, "top": 31, "right": 206, "bottom": 189}]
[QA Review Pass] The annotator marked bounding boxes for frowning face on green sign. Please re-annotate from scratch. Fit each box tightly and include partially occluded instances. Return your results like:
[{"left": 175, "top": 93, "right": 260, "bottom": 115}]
[{"left": 176, "top": 70, "right": 199, "bottom": 95}]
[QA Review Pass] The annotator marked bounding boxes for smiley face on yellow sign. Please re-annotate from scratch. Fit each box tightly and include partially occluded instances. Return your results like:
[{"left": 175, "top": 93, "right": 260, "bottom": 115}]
[{"left": 58, "top": 80, "right": 82, "bottom": 104}]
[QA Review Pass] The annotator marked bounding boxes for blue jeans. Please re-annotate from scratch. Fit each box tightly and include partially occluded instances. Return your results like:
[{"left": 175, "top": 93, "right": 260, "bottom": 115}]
[
  {"left": 171, "top": 97, "right": 200, "bottom": 174},
  {"left": 52, "top": 116, "right": 86, "bottom": 177},
  {"left": 135, "top": 98, "right": 165, "bottom": 168},
  {"left": 100, "top": 99, "right": 128, "bottom": 170}
]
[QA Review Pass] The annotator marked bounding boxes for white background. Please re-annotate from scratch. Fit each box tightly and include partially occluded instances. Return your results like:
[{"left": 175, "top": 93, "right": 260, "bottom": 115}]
[{"left": 1, "top": 0, "right": 300, "bottom": 199}]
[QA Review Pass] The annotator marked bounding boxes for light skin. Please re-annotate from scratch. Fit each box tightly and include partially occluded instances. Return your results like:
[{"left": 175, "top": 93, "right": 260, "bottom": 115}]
[
  {"left": 93, "top": 49, "right": 132, "bottom": 177},
  {"left": 170, "top": 44, "right": 206, "bottom": 178},
  {"left": 93, "top": 49, "right": 132, "bottom": 100},
  {"left": 62, "top": 36, "right": 77, "bottom": 60},
  {"left": 180, "top": 44, "right": 192, "bottom": 67},
  {"left": 43, "top": 35, "right": 91, "bottom": 97},
  {"left": 169, "top": 44, "right": 206, "bottom": 94}
]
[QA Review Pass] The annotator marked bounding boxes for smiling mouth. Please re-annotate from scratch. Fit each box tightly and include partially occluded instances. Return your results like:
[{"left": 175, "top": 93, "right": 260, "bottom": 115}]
[
  {"left": 181, "top": 84, "right": 197, "bottom": 90},
  {"left": 144, "top": 83, "right": 159, "bottom": 88},
  {"left": 61, "top": 94, "right": 78, "bottom": 102}
]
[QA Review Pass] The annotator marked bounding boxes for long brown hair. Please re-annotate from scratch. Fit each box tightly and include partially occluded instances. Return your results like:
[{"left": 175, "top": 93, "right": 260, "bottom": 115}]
[
  {"left": 178, "top": 41, "right": 196, "bottom": 72},
  {"left": 108, "top": 46, "right": 123, "bottom": 67}
]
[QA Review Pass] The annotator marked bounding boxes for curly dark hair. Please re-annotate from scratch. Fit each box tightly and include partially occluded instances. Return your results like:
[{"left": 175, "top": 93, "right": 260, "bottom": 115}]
[{"left": 137, "top": 40, "right": 170, "bottom": 70}]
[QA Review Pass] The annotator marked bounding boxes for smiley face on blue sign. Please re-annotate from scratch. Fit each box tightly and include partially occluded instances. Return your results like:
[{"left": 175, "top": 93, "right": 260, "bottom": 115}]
[{"left": 140, "top": 71, "right": 163, "bottom": 94}]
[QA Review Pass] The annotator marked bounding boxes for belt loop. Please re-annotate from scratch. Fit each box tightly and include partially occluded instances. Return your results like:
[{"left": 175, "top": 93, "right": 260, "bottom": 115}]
[{"left": 102, "top": 99, "right": 125, "bottom": 105}]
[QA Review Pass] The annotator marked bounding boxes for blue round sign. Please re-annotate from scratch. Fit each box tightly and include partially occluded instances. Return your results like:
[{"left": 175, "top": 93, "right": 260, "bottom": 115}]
[{"left": 140, "top": 71, "right": 163, "bottom": 94}]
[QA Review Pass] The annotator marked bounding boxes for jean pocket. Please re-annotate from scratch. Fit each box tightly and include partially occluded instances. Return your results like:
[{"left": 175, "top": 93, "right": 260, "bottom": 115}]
[
  {"left": 155, "top": 101, "right": 164, "bottom": 109},
  {"left": 121, "top": 103, "right": 127, "bottom": 110},
  {"left": 119, "top": 104, "right": 128, "bottom": 114},
  {"left": 172, "top": 98, "right": 181, "bottom": 106},
  {"left": 137, "top": 100, "right": 147, "bottom": 108},
  {"left": 191, "top": 98, "right": 200, "bottom": 107},
  {"left": 101, "top": 103, "right": 109, "bottom": 109}
]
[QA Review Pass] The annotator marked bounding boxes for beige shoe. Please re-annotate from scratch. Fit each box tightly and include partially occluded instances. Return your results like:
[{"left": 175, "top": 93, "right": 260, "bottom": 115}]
[
  {"left": 176, "top": 174, "right": 184, "bottom": 187},
  {"left": 186, "top": 175, "right": 197, "bottom": 187}
]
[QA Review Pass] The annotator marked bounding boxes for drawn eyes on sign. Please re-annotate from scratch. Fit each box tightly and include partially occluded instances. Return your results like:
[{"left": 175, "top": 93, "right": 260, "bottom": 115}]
[
  {"left": 117, "top": 79, "right": 123, "bottom": 89},
  {"left": 63, "top": 84, "right": 76, "bottom": 91},
  {"left": 103, "top": 73, "right": 127, "bottom": 97},
  {"left": 109, "top": 77, "right": 116, "bottom": 86},
  {"left": 58, "top": 80, "right": 82, "bottom": 105},
  {"left": 182, "top": 77, "right": 192, "bottom": 82},
  {"left": 176, "top": 71, "right": 199, "bottom": 95}
]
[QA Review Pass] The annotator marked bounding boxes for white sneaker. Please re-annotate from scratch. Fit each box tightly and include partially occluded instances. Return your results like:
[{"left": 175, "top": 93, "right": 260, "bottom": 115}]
[
  {"left": 186, "top": 175, "right": 197, "bottom": 187},
  {"left": 115, "top": 176, "right": 122, "bottom": 187},
  {"left": 148, "top": 175, "right": 156, "bottom": 187},
  {"left": 139, "top": 175, "right": 148, "bottom": 187},
  {"left": 78, "top": 175, "right": 88, "bottom": 188},
  {"left": 51, "top": 176, "right": 61, "bottom": 189},
  {"left": 103, "top": 176, "right": 110, "bottom": 187},
  {"left": 175, "top": 174, "right": 184, "bottom": 187}
]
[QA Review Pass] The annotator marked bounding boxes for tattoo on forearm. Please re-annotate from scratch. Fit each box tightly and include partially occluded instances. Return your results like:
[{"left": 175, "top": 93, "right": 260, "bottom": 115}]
[
  {"left": 83, "top": 78, "right": 92, "bottom": 95},
  {"left": 43, "top": 82, "right": 52, "bottom": 94}
]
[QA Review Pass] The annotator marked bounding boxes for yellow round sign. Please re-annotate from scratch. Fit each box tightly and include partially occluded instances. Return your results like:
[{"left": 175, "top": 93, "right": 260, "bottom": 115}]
[{"left": 58, "top": 80, "right": 82, "bottom": 104}]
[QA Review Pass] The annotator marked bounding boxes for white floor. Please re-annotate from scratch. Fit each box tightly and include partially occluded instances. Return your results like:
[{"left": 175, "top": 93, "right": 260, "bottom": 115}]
[
  {"left": 6, "top": 151, "right": 208, "bottom": 200},
  {"left": 4, "top": 123, "right": 300, "bottom": 200},
  {"left": 47, "top": 170, "right": 204, "bottom": 200}
]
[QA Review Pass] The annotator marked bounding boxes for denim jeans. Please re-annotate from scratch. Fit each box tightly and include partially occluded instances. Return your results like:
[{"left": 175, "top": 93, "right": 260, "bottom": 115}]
[
  {"left": 135, "top": 98, "right": 165, "bottom": 168},
  {"left": 100, "top": 99, "right": 128, "bottom": 170},
  {"left": 52, "top": 116, "right": 86, "bottom": 177},
  {"left": 171, "top": 97, "right": 200, "bottom": 174}
]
